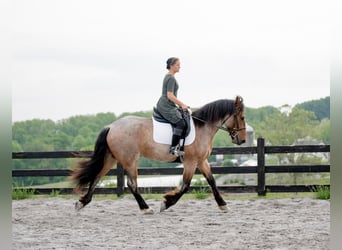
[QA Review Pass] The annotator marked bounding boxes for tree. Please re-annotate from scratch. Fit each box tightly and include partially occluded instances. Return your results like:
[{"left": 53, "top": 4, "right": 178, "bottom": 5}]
[
  {"left": 315, "top": 118, "right": 330, "bottom": 144},
  {"left": 72, "top": 135, "right": 88, "bottom": 150},
  {"left": 295, "top": 96, "right": 330, "bottom": 121},
  {"left": 256, "top": 106, "right": 319, "bottom": 146},
  {"left": 255, "top": 106, "right": 320, "bottom": 164},
  {"left": 245, "top": 105, "right": 279, "bottom": 127}
]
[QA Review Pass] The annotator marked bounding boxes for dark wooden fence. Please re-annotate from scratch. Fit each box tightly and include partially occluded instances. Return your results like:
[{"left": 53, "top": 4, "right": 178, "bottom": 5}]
[{"left": 12, "top": 138, "right": 330, "bottom": 196}]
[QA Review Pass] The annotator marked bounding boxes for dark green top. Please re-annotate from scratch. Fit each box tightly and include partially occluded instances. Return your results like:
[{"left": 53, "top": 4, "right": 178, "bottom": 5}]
[{"left": 156, "top": 74, "right": 182, "bottom": 124}]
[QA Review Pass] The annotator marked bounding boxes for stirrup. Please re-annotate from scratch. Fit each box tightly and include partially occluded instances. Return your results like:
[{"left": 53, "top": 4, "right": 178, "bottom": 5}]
[{"left": 169, "top": 146, "right": 184, "bottom": 157}]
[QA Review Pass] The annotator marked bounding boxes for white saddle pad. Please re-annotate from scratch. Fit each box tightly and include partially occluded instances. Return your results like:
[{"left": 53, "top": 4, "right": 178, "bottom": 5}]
[{"left": 152, "top": 117, "right": 196, "bottom": 146}]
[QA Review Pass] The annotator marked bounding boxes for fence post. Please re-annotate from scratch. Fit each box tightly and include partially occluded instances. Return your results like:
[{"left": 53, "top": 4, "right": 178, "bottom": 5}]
[
  {"left": 257, "top": 137, "right": 266, "bottom": 196},
  {"left": 117, "top": 163, "right": 125, "bottom": 197}
]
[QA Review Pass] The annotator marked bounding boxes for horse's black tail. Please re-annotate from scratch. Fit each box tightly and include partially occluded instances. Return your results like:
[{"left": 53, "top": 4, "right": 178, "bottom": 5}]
[{"left": 70, "top": 127, "right": 111, "bottom": 192}]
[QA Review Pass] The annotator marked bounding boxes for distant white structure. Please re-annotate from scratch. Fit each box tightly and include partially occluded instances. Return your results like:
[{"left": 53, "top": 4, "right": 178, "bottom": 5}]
[
  {"left": 279, "top": 104, "right": 292, "bottom": 116},
  {"left": 245, "top": 123, "right": 255, "bottom": 146},
  {"left": 240, "top": 158, "right": 257, "bottom": 166}
]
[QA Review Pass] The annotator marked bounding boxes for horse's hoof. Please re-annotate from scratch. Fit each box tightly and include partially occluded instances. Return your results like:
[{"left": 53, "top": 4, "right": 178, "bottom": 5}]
[
  {"left": 160, "top": 202, "right": 167, "bottom": 212},
  {"left": 142, "top": 207, "right": 154, "bottom": 215},
  {"left": 219, "top": 204, "right": 230, "bottom": 212},
  {"left": 75, "top": 201, "right": 84, "bottom": 211}
]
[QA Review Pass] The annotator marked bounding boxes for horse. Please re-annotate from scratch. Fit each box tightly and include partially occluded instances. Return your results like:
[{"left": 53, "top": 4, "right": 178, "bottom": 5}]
[{"left": 70, "top": 96, "right": 246, "bottom": 214}]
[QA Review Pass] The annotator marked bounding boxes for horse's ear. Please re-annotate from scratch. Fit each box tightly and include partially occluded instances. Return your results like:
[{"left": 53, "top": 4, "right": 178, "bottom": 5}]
[{"left": 235, "top": 96, "right": 243, "bottom": 107}]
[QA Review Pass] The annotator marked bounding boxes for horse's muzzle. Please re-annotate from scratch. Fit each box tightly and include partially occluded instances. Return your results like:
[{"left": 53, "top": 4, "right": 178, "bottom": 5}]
[{"left": 232, "top": 137, "right": 245, "bottom": 145}]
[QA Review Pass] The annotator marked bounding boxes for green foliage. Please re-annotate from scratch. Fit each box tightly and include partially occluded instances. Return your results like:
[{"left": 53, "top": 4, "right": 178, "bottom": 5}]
[
  {"left": 192, "top": 178, "right": 209, "bottom": 187},
  {"left": 12, "top": 112, "right": 117, "bottom": 186},
  {"left": 315, "top": 118, "right": 330, "bottom": 144},
  {"left": 192, "top": 188, "right": 210, "bottom": 199},
  {"left": 255, "top": 107, "right": 319, "bottom": 146},
  {"left": 295, "top": 96, "right": 330, "bottom": 121},
  {"left": 213, "top": 129, "right": 234, "bottom": 147},
  {"left": 12, "top": 188, "right": 35, "bottom": 200},
  {"left": 12, "top": 140, "right": 23, "bottom": 152},
  {"left": 312, "top": 186, "right": 330, "bottom": 200},
  {"left": 245, "top": 105, "right": 279, "bottom": 128},
  {"left": 12, "top": 180, "right": 34, "bottom": 199},
  {"left": 49, "top": 189, "right": 61, "bottom": 197},
  {"left": 118, "top": 110, "right": 153, "bottom": 119}
]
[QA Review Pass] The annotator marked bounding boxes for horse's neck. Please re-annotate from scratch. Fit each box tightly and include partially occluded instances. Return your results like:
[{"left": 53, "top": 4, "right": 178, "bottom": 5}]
[{"left": 196, "top": 122, "right": 220, "bottom": 145}]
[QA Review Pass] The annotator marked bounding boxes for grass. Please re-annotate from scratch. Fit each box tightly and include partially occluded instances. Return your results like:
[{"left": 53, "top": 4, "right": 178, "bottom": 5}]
[
  {"left": 12, "top": 190, "right": 320, "bottom": 201},
  {"left": 192, "top": 188, "right": 210, "bottom": 199},
  {"left": 311, "top": 186, "right": 330, "bottom": 200},
  {"left": 12, "top": 188, "right": 35, "bottom": 200},
  {"left": 191, "top": 177, "right": 209, "bottom": 187},
  {"left": 12, "top": 180, "right": 36, "bottom": 200},
  {"left": 14, "top": 173, "right": 329, "bottom": 201},
  {"left": 49, "top": 189, "right": 61, "bottom": 197}
]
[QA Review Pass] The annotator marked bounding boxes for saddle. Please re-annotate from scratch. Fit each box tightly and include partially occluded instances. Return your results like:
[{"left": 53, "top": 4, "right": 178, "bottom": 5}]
[
  {"left": 152, "top": 108, "right": 195, "bottom": 163},
  {"left": 153, "top": 107, "right": 191, "bottom": 139}
]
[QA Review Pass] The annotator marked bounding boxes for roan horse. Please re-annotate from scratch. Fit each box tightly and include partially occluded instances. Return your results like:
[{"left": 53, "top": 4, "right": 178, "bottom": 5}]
[{"left": 70, "top": 96, "right": 246, "bottom": 214}]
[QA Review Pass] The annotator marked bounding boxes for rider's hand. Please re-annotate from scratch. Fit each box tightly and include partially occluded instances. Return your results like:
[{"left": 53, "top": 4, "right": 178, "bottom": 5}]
[
  {"left": 182, "top": 105, "right": 190, "bottom": 112},
  {"left": 181, "top": 105, "right": 191, "bottom": 114}
]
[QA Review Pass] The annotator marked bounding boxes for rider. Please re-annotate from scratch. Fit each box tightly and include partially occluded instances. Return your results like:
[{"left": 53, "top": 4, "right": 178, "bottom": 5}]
[{"left": 156, "top": 57, "right": 189, "bottom": 156}]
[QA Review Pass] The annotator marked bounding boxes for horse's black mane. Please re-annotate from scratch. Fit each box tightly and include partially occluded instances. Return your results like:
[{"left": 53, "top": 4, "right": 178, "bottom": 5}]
[{"left": 192, "top": 99, "right": 240, "bottom": 127}]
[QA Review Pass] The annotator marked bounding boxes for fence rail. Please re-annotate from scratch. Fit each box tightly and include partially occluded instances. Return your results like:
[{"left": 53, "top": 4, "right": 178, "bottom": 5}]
[{"left": 12, "top": 138, "right": 330, "bottom": 196}]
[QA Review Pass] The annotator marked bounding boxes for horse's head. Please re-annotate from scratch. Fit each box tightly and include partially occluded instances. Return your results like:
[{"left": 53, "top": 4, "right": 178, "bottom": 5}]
[{"left": 225, "top": 96, "right": 246, "bottom": 145}]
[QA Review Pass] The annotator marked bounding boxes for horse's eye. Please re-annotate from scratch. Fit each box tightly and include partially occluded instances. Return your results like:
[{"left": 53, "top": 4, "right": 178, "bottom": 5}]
[{"left": 241, "top": 116, "right": 245, "bottom": 121}]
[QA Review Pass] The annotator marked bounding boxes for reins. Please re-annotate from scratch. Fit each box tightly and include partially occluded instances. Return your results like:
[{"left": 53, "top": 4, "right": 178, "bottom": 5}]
[{"left": 191, "top": 113, "right": 246, "bottom": 138}]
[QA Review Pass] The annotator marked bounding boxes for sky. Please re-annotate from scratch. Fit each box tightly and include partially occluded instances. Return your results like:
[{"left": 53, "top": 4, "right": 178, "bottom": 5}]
[{"left": 12, "top": 0, "right": 330, "bottom": 122}]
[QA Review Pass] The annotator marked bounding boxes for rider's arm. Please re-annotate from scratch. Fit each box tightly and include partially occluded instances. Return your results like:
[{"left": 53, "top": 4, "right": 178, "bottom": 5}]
[{"left": 167, "top": 91, "right": 188, "bottom": 110}]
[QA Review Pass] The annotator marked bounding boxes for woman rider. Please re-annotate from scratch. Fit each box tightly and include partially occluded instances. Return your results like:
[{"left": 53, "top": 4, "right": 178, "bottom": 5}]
[{"left": 156, "top": 57, "right": 189, "bottom": 156}]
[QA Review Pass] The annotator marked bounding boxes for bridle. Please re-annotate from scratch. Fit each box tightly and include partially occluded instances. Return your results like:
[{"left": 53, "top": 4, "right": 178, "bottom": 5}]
[
  {"left": 227, "top": 112, "right": 246, "bottom": 139},
  {"left": 192, "top": 109, "right": 246, "bottom": 140}
]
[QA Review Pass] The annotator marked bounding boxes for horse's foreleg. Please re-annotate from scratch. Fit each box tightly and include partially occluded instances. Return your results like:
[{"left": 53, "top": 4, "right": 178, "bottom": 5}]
[
  {"left": 126, "top": 168, "right": 154, "bottom": 214},
  {"left": 198, "top": 160, "right": 228, "bottom": 211},
  {"left": 161, "top": 164, "right": 196, "bottom": 212}
]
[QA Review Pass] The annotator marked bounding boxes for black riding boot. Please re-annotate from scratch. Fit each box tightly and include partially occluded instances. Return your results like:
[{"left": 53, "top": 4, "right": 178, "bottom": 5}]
[
  {"left": 169, "top": 134, "right": 182, "bottom": 156},
  {"left": 169, "top": 119, "right": 186, "bottom": 156}
]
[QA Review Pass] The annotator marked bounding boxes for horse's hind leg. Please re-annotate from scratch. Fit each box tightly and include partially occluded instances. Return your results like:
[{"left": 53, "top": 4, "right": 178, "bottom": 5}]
[
  {"left": 75, "top": 177, "right": 100, "bottom": 210},
  {"left": 198, "top": 160, "right": 228, "bottom": 211},
  {"left": 125, "top": 164, "right": 154, "bottom": 214},
  {"left": 75, "top": 154, "right": 116, "bottom": 210}
]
